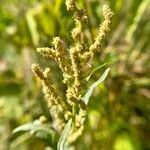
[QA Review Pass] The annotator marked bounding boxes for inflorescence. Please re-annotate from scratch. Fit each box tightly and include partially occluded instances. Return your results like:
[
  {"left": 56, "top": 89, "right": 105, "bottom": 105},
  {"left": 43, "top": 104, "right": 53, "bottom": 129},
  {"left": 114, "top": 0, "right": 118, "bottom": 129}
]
[{"left": 31, "top": 0, "right": 113, "bottom": 143}]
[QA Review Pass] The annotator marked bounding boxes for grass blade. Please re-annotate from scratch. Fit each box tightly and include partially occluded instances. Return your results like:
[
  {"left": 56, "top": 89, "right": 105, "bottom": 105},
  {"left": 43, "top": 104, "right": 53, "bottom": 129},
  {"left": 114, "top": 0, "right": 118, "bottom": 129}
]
[
  {"left": 83, "top": 68, "right": 111, "bottom": 105},
  {"left": 86, "top": 62, "right": 113, "bottom": 81},
  {"left": 57, "top": 119, "right": 72, "bottom": 150}
]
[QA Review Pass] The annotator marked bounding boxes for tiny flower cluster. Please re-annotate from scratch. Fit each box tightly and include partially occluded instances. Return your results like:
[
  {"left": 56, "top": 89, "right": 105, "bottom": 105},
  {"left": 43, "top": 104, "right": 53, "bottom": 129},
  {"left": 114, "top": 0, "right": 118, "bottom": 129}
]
[{"left": 32, "top": 0, "right": 113, "bottom": 142}]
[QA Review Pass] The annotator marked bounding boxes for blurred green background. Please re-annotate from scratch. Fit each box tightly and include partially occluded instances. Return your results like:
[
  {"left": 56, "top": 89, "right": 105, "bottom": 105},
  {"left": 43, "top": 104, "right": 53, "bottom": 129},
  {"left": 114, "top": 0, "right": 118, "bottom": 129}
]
[{"left": 0, "top": 0, "right": 149, "bottom": 149}]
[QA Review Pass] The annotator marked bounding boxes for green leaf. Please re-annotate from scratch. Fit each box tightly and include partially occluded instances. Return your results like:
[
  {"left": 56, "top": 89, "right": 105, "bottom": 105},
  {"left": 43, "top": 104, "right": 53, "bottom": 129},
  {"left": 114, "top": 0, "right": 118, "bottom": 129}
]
[
  {"left": 13, "top": 120, "right": 55, "bottom": 135},
  {"left": 86, "top": 62, "right": 113, "bottom": 81},
  {"left": 13, "top": 119, "right": 56, "bottom": 145},
  {"left": 12, "top": 123, "right": 33, "bottom": 133},
  {"left": 57, "top": 119, "right": 72, "bottom": 150},
  {"left": 26, "top": 9, "right": 39, "bottom": 46},
  {"left": 126, "top": 0, "right": 149, "bottom": 41},
  {"left": 83, "top": 68, "right": 111, "bottom": 105},
  {"left": 12, "top": 120, "right": 41, "bottom": 134},
  {"left": 10, "top": 132, "right": 32, "bottom": 149}
]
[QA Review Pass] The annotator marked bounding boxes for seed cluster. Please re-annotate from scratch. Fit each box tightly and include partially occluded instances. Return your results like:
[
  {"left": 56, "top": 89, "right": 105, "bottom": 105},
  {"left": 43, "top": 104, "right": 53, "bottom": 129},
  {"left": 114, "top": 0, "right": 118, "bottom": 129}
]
[{"left": 32, "top": 0, "right": 113, "bottom": 142}]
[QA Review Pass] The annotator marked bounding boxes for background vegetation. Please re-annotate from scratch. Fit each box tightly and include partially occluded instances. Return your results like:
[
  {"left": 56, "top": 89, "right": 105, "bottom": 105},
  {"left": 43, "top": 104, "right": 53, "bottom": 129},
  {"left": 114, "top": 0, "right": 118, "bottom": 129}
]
[{"left": 0, "top": 0, "right": 149, "bottom": 149}]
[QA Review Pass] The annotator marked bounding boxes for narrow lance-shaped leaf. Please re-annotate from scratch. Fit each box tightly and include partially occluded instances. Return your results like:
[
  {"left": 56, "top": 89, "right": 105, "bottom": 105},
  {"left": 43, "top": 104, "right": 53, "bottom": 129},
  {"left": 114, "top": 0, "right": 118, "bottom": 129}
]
[
  {"left": 86, "top": 62, "right": 113, "bottom": 81},
  {"left": 12, "top": 120, "right": 55, "bottom": 136},
  {"left": 57, "top": 119, "right": 72, "bottom": 150},
  {"left": 12, "top": 123, "right": 33, "bottom": 134},
  {"left": 26, "top": 10, "right": 39, "bottom": 45},
  {"left": 83, "top": 68, "right": 111, "bottom": 105}
]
